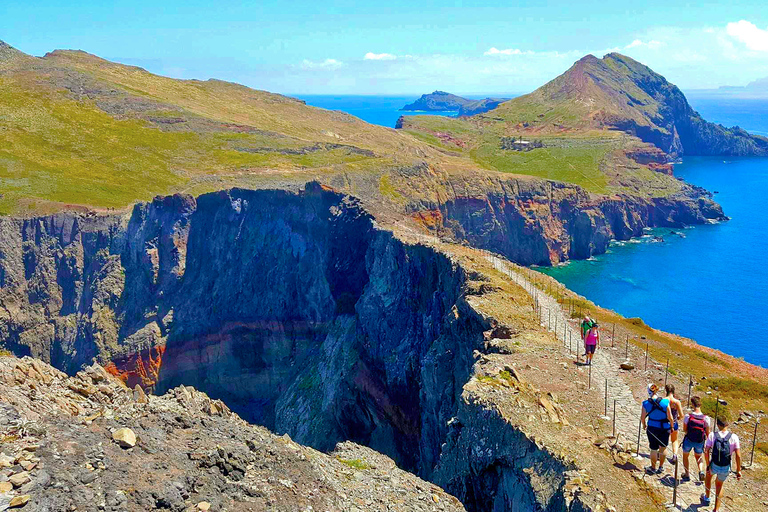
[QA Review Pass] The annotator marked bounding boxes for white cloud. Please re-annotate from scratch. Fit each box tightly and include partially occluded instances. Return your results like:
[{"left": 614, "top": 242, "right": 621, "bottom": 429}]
[
  {"left": 301, "top": 58, "right": 343, "bottom": 70},
  {"left": 624, "top": 39, "right": 665, "bottom": 50},
  {"left": 726, "top": 20, "right": 768, "bottom": 52},
  {"left": 484, "top": 47, "right": 532, "bottom": 56},
  {"left": 364, "top": 52, "right": 397, "bottom": 61}
]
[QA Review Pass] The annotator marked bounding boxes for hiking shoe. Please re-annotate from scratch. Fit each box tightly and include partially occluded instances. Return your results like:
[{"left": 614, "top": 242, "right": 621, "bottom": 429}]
[
  {"left": 657, "top": 465, "right": 665, "bottom": 474},
  {"left": 701, "top": 494, "right": 711, "bottom": 505},
  {"left": 645, "top": 466, "right": 657, "bottom": 475},
  {"left": 681, "top": 473, "right": 691, "bottom": 482},
  {"left": 699, "top": 471, "right": 705, "bottom": 481}
]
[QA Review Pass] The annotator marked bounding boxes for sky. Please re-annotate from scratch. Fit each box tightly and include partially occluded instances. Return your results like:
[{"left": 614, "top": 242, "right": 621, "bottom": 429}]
[{"left": 2, "top": 1, "right": 768, "bottom": 95}]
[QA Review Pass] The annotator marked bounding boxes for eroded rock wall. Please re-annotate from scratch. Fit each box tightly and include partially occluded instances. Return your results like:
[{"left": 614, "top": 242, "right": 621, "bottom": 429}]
[
  {"left": 0, "top": 183, "right": 609, "bottom": 511},
  {"left": 391, "top": 168, "right": 726, "bottom": 265}
]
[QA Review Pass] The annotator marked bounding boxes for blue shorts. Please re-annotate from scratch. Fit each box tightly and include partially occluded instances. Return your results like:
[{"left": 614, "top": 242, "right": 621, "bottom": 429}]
[
  {"left": 682, "top": 437, "right": 704, "bottom": 454},
  {"left": 709, "top": 463, "right": 730, "bottom": 482}
]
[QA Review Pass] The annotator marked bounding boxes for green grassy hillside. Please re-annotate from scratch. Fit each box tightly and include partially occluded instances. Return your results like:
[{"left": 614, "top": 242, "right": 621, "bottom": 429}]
[
  {"left": 0, "top": 42, "right": 444, "bottom": 214},
  {"left": 401, "top": 53, "right": 768, "bottom": 195},
  {"left": 0, "top": 43, "right": 728, "bottom": 214}
]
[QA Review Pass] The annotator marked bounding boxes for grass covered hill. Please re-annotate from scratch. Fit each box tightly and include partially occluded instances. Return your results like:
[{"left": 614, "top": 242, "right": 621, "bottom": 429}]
[
  {"left": 0, "top": 42, "right": 728, "bottom": 215},
  {"left": 0, "top": 41, "right": 455, "bottom": 214},
  {"left": 400, "top": 53, "right": 768, "bottom": 194}
]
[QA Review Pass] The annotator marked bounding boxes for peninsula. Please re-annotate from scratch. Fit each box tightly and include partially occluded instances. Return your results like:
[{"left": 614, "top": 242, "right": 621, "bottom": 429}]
[{"left": 1, "top": 41, "right": 767, "bottom": 511}]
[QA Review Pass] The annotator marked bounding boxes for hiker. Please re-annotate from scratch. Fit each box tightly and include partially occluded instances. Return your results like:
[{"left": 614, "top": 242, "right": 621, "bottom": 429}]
[
  {"left": 702, "top": 417, "right": 742, "bottom": 510},
  {"left": 580, "top": 315, "right": 593, "bottom": 341},
  {"left": 665, "top": 384, "right": 683, "bottom": 464},
  {"left": 682, "top": 396, "right": 711, "bottom": 482},
  {"left": 640, "top": 383, "right": 675, "bottom": 474},
  {"left": 584, "top": 322, "right": 599, "bottom": 365}
]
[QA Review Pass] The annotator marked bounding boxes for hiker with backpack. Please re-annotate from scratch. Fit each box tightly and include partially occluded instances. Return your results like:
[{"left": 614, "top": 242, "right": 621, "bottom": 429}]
[
  {"left": 580, "top": 315, "right": 593, "bottom": 341},
  {"left": 640, "top": 383, "right": 675, "bottom": 474},
  {"left": 681, "top": 396, "right": 711, "bottom": 482},
  {"left": 702, "top": 417, "right": 742, "bottom": 510},
  {"left": 584, "top": 322, "right": 599, "bottom": 365},
  {"left": 665, "top": 384, "right": 683, "bottom": 464}
]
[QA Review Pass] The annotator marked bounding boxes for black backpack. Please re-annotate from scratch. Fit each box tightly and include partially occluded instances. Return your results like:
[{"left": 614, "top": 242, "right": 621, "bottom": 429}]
[{"left": 712, "top": 432, "right": 732, "bottom": 467}]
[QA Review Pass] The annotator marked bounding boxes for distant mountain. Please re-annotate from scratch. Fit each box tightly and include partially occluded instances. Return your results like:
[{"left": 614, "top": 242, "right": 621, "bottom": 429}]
[
  {"left": 746, "top": 76, "right": 768, "bottom": 91},
  {"left": 487, "top": 53, "right": 768, "bottom": 157},
  {"left": 401, "top": 91, "right": 509, "bottom": 115}
]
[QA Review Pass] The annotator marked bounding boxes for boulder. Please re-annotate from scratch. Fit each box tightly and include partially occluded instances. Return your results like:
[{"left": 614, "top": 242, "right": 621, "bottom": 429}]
[
  {"left": 112, "top": 428, "right": 137, "bottom": 449},
  {"left": 133, "top": 385, "right": 148, "bottom": 404},
  {"left": 0, "top": 481, "right": 12, "bottom": 493},
  {"left": 9, "top": 494, "right": 30, "bottom": 508},
  {"left": 9, "top": 472, "right": 30, "bottom": 488},
  {"left": 620, "top": 362, "right": 635, "bottom": 371}
]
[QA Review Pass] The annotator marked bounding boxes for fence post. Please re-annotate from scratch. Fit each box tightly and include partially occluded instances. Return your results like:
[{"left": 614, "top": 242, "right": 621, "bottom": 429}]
[
  {"left": 625, "top": 335, "right": 629, "bottom": 359},
  {"left": 714, "top": 395, "right": 720, "bottom": 432},
  {"left": 636, "top": 414, "right": 643, "bottom": 457},
  {"left": 664, "top": 358, "right": 669, "bottom": 386},
  {"left": 605, "top": 378, "right": 608, "bottom": 416},
  {"left": 644, "top": 343, "right": 648, "bottom": 371},
  {"left": 613, "top": 399, "right": 617, "bottom": 438},
  {"left": 672, "top": 456, "right": 679, "bottom": 506},
  {"left": 687, "top": 375, "right": 692, "bottom": 408},
  {"left": 750, "top": 418, "right": 760, "bottom": 467},
  {"left": 589, "top": 363, "right": 592, "bottom": 390},
  {"left": 612, "top": 323, "right": 615, "bottom": 348}
]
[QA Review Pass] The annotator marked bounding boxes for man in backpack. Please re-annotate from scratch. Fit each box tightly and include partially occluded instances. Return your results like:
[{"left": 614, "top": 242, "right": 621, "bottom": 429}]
[
  {"left": 702, "top": 416, "right": 742, "bottom": 510},
  {"left": 580, "top": 315, "right": 593, "bottom": 341},
  {"left": 682, "top": 395, "right": 710, "bottom": 482},
  {"left": 640, "top": 383, "right": 675, "bottom": 474}
]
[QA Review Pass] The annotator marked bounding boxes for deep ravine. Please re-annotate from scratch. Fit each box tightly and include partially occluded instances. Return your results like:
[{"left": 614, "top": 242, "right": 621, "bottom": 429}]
[{"left": 0, "top": 183, "right": 612, "bottom": 510}]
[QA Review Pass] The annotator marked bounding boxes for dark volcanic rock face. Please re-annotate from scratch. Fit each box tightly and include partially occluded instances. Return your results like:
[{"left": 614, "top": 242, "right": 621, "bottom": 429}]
[
  {"left": 402, "top": 171, "right": 726, "bottom": 266},
  {"left": 0, "top": 184, "right": 484, "bottom": 477},
  {"left": 0, "top": 183, "right": 618, "bottom": 511}
]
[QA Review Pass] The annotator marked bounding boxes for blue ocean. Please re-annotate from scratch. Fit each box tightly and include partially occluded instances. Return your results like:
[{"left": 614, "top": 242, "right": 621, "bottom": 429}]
[
  {"left": 298, "top": 94, "right": 768, "bottom": 368},
  {"left": 296, "top": 95, "right": 481, "bottom": 128}
]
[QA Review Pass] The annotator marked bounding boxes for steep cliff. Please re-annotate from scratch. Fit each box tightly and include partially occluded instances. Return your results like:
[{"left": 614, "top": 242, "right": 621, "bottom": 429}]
[
  {"left": 1, "top": 184, "right": 614, "bottom": 511},
  {"left": 389, "top": 167, "right": 725, "bottom": 265}
]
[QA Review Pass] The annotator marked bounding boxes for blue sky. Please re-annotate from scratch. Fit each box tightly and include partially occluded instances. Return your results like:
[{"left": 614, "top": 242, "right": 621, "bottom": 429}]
[{"left": 2, "top": 1, "right": 768, "bottom": 94}]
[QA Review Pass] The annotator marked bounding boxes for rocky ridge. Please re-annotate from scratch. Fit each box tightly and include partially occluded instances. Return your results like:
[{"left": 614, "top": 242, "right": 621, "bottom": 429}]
[{"left": 0, "top": 355, "right": 467, "bottom": 511}]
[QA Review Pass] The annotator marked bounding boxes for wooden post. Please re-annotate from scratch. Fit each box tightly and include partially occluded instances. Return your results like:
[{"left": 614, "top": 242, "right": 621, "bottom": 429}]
[
  {"left": 605, "top": 378, "right": 608, "bottom": 416},
  {"left": 625, "top": 335, "right": 629, "bottom": 359},
  {"left": 612, "top": 323, "right": 615, "bottom": 347},
  {"left": 636, "top": 414, "right": 643, "bottom": 456},
  {"left": 672, "top": 456, "right": 679, "bottom": 506},
  {"left": 687, "top": 375, "right": 692, "bottom": 408},
  {"left": 613, "top": 399, "right": 617, "bottom": 438},
  {"left": 714, "top": 395, "right": 720, "bottom": 432},
  {"left": 589, "top": 363, "right": 592, "bottom": 390},
  {"left": 664, "top": 358, "right": 669, "bottom": 386},
  {"left": 644, "top": 343, "right": 648, "bottom": 371},
  {"left": 750, "top": 419, "right": 760, "bottom": 467}
]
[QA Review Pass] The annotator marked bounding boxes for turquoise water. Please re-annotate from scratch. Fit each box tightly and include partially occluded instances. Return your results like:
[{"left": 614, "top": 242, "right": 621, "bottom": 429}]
[{"left": 295, "top": 94, "right": 768, "bottom": 368}]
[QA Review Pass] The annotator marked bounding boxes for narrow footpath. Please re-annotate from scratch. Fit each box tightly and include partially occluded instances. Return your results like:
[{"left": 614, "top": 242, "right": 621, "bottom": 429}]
[{"left": 485, "top": 252, "right": 717, "bottom": 511}]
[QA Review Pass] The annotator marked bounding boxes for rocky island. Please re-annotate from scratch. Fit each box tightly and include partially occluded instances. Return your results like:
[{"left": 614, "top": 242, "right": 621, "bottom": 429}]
[
  {"left": 1, "top": 41, "right": 768, "bottom": 511},
  {"left": 401, "top": 91, "right": 510, "bottom": 116}
]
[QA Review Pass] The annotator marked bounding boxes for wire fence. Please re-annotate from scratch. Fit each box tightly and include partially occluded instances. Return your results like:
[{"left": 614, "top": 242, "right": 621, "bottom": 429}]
[
  {"left": 477, "top": 247, "right": 765, "bottom": 510},
  {"left": 405, "top": 235, "right": 765, "bottom": 510}
]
